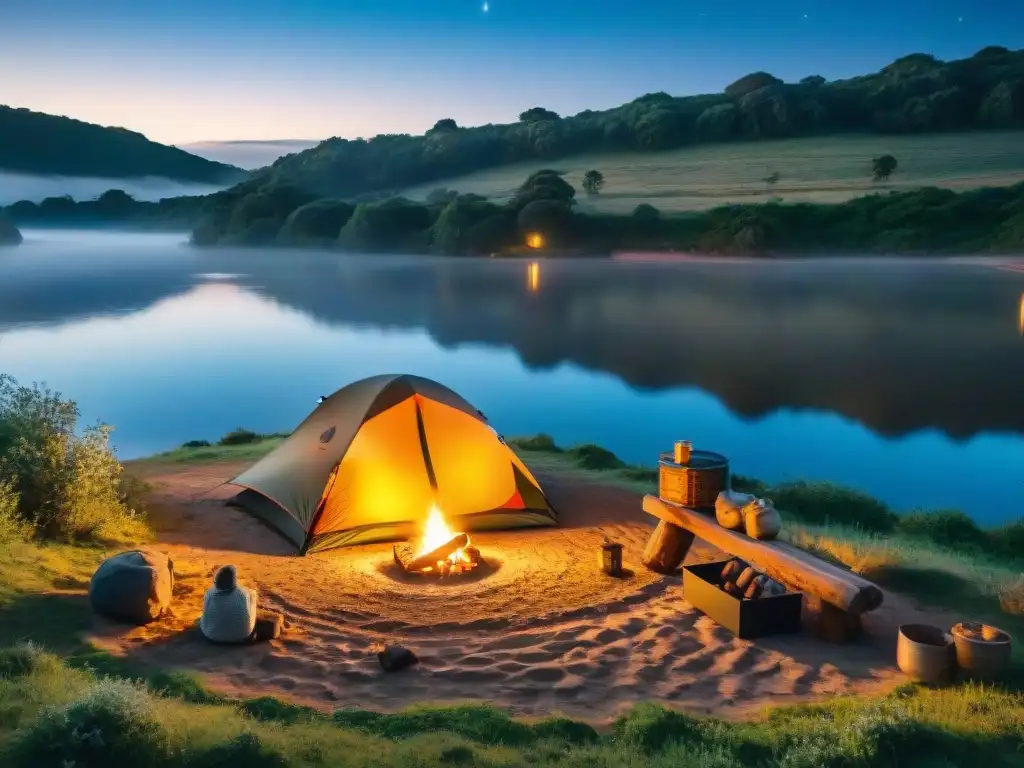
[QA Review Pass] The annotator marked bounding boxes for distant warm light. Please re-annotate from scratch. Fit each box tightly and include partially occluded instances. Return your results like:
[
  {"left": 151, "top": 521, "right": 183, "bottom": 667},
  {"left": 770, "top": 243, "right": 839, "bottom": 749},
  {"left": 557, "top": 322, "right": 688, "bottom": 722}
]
[
  {"left": 525, "top": 232, "right": 544, "bottom": 249},
  {"left": 1019, "top": 293, "right": 1024, "bottom": 335},
  {"left": 527, "top": 261, "right": 540, "bottom": 293}
]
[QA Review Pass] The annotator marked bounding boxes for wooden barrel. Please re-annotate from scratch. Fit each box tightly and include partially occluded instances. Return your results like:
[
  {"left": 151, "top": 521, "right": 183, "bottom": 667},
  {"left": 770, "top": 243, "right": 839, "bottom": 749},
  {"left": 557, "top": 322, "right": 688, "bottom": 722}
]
[{"left": 658, "top": 450, "right": 728, "bottom": 510}]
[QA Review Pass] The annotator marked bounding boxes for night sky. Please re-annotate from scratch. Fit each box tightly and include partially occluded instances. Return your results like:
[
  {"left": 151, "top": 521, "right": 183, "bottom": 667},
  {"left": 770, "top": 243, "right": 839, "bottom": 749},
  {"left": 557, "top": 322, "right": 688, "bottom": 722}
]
[{"left": 0, "top": 0, "right": 1019, "bottom": 144}]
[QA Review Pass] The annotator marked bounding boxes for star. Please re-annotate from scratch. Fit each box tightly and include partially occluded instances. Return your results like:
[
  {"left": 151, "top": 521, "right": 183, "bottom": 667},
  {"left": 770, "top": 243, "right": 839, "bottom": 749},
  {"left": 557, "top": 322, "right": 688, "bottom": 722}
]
[{"left": 482, "top": 1, "right": 489, "bottom": 12}]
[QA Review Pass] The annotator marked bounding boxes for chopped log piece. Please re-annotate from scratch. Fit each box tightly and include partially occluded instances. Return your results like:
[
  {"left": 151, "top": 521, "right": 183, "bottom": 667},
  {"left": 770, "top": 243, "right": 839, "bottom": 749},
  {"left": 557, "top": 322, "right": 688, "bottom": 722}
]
[
  {"left": 405, "top": 533, "right": 469, "bottom": 573},
  {"left": 463, "top": 546, "right": 482, "bottom": 565},
  {"left": 642, "top": 520, "right": 696, "bottom": 574},
  {"left": 743, "top": 575, "right": 766, "bottom": 600},
  {"left": 393, "top": 544, "right": 418, "bottom": 571},
  {"left": 721, "top": 559, "right": 746, "bottom": 584},
  {"left": 644, "top": 495, "right": 883, "bottom": 615},
  {"left": 735, "top": 566, "right": 759, "bottom": 592}
]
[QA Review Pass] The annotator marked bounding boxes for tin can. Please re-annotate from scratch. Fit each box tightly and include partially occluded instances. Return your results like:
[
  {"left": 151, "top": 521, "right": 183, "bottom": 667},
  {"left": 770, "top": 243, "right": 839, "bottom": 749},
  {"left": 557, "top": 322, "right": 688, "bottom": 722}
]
[{"left": 673, "top": 440, "right": 692, "bottom": 464}]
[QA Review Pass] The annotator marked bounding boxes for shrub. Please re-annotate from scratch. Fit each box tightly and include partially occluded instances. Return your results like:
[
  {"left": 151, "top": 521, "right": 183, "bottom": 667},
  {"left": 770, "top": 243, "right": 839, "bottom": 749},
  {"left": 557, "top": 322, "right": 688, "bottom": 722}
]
[
  {"left": 0, "top": 479, "right": 30, "bottom": 544},
  {"left": 507, "top": 433, "right": 561, "bottom": 452},
  {"left": 0, "top": 642, "right": 58, "bottom": 679},
  {"left": 182, "top": 439, "right": 211, "bottom": 449},
  {"left": 989, "top": 519, "right": 1024, "bottom": 562},
  {"left": 568, "top": 443, "right": 625, "bottom": 470},
  {"left": 192, "top": 731, "right": 287, "bottom": 768},
  {"left": 0, "top": 375, "right": 144, "bottom": 543},
  {"left": 217, "top": 428, "right": 261, "bottom": 446},
  {"left": 895, "top": 509, "right": 989, "bottom": 552},
  {"left": 766, "top": 481, "right": 897, "bottom": 533},
  {"left": 9, "top": 678, "right": 170, "bottom": 767}
]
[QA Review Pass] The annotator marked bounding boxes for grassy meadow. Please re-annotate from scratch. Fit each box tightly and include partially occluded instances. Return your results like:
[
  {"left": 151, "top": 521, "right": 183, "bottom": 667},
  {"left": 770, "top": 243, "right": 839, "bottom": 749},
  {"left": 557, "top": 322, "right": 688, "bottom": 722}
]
[
  {"left": 2, "top": 404, "right": 1024, "bottom": 765},
  {"left": 400, "top": 131, "right": 1024, "bottom": 215}
]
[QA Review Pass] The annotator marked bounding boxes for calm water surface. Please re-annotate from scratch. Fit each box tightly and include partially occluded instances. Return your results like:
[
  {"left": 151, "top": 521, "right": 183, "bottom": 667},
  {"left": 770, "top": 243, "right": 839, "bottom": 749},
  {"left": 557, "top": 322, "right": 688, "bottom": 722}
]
[{"left": 2, "top": 230, "right": 1023, "bottom": 524}]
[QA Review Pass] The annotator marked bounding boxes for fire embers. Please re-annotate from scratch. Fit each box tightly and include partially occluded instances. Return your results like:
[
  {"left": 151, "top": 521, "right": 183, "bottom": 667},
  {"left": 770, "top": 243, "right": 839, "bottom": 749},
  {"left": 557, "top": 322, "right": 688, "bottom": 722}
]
[{"left": 393, "top": 534, "right": 485, "bottom": 577}]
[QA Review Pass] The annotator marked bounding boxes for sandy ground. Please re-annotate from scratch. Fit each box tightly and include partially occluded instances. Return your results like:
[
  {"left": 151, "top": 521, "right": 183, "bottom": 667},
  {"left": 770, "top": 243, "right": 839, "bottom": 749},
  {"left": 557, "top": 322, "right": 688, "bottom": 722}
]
[{"left": 87, "top": 460, "right": 954, "bottom": 723}]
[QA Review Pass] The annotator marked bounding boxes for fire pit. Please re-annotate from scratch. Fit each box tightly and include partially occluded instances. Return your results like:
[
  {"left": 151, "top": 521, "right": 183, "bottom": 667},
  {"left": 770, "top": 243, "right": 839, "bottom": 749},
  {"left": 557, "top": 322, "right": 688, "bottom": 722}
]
[{"left": 393, "top": 505, "right": 486, "bottom": 577}]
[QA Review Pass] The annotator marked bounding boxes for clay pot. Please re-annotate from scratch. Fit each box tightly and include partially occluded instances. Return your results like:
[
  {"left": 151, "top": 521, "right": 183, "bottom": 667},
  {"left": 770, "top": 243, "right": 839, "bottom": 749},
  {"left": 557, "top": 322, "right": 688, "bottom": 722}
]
[
  {"left": 743, "top": 498, "right": 782, "bottom": 541},
  {"left": 951, "top": 622, "right": 1012, "bottom": 680},
  {"left": 897, "top": 624, "right": 955, "bottom": 685}
]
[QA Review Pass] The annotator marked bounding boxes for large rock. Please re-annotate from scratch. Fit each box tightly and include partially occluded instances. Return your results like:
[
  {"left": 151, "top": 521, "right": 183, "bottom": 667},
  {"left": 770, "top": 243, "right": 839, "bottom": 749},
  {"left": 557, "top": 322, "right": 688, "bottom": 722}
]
[{"left": 89, "top": 549, "right": 174, "bottom": 625}]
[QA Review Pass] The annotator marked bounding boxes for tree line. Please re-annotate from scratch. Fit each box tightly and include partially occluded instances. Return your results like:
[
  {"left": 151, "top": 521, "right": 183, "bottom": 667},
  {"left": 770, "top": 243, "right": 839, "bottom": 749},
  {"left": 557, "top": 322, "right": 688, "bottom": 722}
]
[{"left": 242, "top": 47, "right": 1023, "bottom": 199}]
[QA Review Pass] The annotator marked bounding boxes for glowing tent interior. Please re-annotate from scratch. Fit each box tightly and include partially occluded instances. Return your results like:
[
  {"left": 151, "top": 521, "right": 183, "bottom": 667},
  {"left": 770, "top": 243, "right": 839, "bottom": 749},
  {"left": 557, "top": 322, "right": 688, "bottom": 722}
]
[{"left": 226, "top": 374, "right": 558, "bottom": 554}]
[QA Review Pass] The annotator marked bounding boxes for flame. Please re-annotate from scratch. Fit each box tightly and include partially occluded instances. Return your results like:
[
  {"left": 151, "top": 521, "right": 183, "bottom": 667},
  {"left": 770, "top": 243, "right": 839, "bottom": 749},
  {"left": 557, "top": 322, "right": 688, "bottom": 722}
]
[
  {"left": 1019, "top": 293, "right": 1024, "bottom": 336},
  {"left": 418, "top": 504, "right": 455, "bottom": 556}
]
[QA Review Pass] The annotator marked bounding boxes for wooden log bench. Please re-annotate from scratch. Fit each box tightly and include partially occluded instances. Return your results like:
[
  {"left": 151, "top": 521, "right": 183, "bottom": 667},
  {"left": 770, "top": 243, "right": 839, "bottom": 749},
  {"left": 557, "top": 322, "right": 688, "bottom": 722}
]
[{"left": 643, "top": 495, "right": 884, "bottom": 643}]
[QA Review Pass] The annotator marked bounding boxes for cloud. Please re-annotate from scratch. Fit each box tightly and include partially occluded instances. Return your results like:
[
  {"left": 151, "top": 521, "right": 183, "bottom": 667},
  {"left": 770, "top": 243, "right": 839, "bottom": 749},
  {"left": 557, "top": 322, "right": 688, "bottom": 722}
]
[
  {"left": 0, "top": 171, "right": 230, "bottom": 205},
  {"left": 177, "top": 139, "right": 321, "bottom": 170}
]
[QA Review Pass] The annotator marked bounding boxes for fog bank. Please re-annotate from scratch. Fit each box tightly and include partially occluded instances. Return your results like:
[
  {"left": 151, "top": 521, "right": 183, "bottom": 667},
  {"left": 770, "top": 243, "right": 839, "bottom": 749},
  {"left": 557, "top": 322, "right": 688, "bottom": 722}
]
[{"left": 0, "top": 171, "right": 231, "bottom": 205}]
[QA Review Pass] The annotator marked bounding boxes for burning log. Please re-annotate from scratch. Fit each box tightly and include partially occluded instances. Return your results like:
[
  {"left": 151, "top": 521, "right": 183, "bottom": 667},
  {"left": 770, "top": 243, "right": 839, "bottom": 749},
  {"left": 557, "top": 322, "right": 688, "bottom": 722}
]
[
  {"left": 393, "top": 534, "right": 484, "bottom": 577},
  {"left": 406, "top": 533, "right": 468, "bottom": 572}
]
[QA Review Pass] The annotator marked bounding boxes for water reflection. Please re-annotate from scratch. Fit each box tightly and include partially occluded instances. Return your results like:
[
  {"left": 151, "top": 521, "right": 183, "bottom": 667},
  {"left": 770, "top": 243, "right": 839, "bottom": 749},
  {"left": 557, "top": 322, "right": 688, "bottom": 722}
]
[
  {"left": 1019, "top": 293, "right": 1023, "bottom": 336},
  {"left": 527, "top": 261, "right": 540, "bottom": 294},
  {"left": 3, "top": 241, "right": 1024, "bottom": 445}
]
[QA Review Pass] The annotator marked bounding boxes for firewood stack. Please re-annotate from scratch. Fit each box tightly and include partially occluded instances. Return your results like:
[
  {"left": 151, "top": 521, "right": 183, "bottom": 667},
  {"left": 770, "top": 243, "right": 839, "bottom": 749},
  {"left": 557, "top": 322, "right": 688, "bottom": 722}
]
[
  {"left": 393, "top": 533, "right": 484, "bottom": 577},
  {"left": 718, "top": 558, "right": 787, "bottom": 600}
]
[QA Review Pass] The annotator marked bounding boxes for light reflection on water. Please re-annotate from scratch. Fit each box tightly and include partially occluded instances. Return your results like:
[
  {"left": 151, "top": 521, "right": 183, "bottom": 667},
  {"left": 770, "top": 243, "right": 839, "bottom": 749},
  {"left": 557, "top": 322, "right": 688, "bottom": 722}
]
[{"left": 1, "top": 232, "right": 1024, "bottom": 524}]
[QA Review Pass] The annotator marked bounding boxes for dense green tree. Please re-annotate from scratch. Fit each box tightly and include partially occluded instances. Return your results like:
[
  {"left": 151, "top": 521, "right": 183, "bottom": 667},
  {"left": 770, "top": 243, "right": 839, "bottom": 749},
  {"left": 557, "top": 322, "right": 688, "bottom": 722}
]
[
  {"left": 338, "top": 197, "right": 434, "bottom": 252},
  {"left": 0, "top": 215, "right": 21, "bottom": 246},
  {"left": 582, "top": 170, "right": 605, "bottom": 195},
  {"left": 278, "top": 199, "right": 356, "bottom": 245},
  {"left": 519, "top": 107, "right": 561, "bottom": 123},
  {"left": 872, "top": 154, "right": 899, "bottom": 181},
  {"left": 632, "top": 203, "right": 660, "bottom": 220},
  {"left": 517, "top": 199, "right": 575, "bottom": 246},
  {"left": 725, "top": 72, "right": 784, "bottom": 98},
  {"left": 429, "top": 118, "right": 459, "bottom": 132},
  {"left": 511, "top": 169, "right": 576, "bottom": 209}
]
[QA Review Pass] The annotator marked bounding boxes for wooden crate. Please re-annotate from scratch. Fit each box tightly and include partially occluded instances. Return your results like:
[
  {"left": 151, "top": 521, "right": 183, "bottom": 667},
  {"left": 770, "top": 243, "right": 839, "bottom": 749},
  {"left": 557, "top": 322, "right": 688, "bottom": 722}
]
[{"left": 658, "top": 450, "right": 728, "bottom": 510}]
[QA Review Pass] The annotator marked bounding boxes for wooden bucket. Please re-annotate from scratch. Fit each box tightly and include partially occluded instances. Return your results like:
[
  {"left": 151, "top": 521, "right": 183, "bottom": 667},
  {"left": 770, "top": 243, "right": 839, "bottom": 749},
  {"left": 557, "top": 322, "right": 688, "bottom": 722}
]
[{"left": 658, "top": 450, "right": 729, "bottom": 510}]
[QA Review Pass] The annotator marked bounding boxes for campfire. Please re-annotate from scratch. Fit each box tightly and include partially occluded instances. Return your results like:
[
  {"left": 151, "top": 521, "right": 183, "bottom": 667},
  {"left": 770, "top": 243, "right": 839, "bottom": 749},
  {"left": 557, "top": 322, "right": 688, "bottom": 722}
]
[{"left": 393, "top": 505, "right": 484, "bottom": 577}]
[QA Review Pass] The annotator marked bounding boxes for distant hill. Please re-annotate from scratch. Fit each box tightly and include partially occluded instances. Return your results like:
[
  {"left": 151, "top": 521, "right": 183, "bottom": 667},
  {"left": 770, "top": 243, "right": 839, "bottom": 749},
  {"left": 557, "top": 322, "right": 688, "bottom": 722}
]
[
  {"left": 247, "top": 46, "right": 1024, "bottom": 199},
  {"left": 177, "top": 139, "right": 320, "bottom": 170},
  {"left": 0, "top": 106, "right": 247, "bottom": 183}
]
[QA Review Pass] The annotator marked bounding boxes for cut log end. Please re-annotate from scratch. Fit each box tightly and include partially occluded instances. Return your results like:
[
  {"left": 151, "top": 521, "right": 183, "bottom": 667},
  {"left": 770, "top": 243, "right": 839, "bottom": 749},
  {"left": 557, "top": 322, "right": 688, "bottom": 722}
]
[{"left": 642, "top": 520, "right": 696, "bottom": 574}]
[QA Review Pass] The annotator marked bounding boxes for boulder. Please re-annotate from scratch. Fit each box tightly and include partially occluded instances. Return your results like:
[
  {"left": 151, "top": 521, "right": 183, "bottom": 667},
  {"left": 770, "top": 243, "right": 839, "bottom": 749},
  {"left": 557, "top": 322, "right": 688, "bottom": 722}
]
[
  {"left": 378, "top": 645, "right": 419, "bottom": 672},
  {"left": 89, "top": 549, "right": 174, "bottom": 625}
]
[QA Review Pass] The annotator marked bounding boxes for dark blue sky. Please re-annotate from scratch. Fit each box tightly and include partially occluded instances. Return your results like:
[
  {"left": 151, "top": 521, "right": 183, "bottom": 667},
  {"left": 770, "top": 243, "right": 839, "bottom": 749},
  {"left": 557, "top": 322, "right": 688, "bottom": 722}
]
[{"left": 0, "top": 0, "right": 1019, "bottom": 143}]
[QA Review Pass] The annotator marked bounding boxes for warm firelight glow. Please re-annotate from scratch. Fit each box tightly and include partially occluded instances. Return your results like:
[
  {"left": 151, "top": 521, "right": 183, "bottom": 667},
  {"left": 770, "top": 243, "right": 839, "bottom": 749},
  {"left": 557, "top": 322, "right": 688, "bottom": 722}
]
[
  {"left": 525, "top": 232, "right": 544, "bottom": 249},
  {"left": 416, "top": 504, "right": 469, "bottom": 565},
  {"left": 1019, "top": 293, "right": 1024, "bottom": 335},
  {"left": 527, "top": 261, "right": 540, "bottom": 293}
]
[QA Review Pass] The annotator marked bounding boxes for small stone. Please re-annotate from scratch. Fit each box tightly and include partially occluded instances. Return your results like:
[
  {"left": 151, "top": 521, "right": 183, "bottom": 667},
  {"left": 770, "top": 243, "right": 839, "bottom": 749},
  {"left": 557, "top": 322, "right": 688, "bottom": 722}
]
[{"left": 378, "top": 645, "right": 419, "bottom": 672}]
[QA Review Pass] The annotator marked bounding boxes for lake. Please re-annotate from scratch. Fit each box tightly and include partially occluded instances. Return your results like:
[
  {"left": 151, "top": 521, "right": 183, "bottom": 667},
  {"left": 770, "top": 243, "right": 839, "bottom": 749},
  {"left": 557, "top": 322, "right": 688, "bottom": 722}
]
[{"left": 2, "top": 230, "right": 1023, "bottom": 524}]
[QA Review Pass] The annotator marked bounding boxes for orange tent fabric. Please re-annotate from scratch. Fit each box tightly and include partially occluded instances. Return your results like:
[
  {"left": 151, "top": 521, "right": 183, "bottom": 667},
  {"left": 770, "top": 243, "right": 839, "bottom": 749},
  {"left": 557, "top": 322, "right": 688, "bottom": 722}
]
[{"left": 227, "top": 374, "right": 557, "bottom": 553}]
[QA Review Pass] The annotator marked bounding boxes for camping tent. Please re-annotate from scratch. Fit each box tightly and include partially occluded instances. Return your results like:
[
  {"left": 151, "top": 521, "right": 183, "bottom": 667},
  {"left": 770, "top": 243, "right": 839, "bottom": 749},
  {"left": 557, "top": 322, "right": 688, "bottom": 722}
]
[{"left": 227, "top": 374, "right": 557, "bottom": 554}]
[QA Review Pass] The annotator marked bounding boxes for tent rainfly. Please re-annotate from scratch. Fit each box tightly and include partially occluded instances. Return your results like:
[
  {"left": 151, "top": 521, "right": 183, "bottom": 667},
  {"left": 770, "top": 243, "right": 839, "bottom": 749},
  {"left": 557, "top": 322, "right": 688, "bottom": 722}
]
[{"left": 226, "top": 374, "right": 558, "bottom": 554}]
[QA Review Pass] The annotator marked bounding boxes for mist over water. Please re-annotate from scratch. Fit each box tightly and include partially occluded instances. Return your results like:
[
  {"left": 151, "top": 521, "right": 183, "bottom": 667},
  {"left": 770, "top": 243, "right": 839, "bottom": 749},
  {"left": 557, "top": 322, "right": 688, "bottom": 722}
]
[
  {"left": 0, "top": 171, "right": 231, "bottom": 205},
  {"left": 2, "top": 230, "right": 1023, "bottom": 523}
]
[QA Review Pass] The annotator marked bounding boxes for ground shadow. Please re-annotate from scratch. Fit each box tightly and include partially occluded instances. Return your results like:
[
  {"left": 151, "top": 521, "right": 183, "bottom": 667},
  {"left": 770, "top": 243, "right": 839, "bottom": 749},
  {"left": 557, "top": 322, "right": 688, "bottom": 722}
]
[{"left": 0, "top": 590, "right": 93, "bottom": 651}]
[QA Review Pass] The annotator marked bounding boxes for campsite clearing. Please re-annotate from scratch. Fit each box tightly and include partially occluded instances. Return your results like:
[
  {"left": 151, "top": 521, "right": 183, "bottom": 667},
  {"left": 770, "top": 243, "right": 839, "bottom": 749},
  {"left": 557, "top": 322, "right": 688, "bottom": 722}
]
[{"left": 75, "top": 454, "right": 975, "bottom": 724}]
